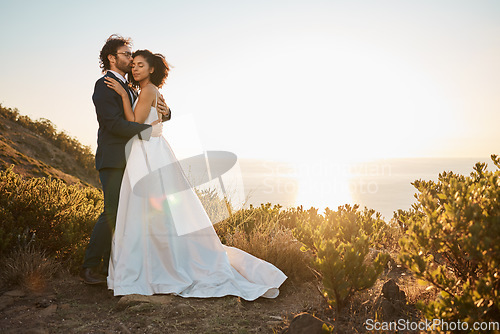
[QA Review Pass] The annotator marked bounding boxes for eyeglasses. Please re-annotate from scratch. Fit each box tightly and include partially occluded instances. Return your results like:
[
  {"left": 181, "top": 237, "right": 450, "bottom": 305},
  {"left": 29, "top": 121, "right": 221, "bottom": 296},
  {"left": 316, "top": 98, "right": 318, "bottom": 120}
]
[{"left": 116, "top": 51, "right": 133, "bottom": 58}]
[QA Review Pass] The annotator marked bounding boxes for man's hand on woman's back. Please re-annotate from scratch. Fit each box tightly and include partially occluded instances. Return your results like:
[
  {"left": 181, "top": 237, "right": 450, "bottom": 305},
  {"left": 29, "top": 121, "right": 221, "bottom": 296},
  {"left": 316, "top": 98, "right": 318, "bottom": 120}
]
[{"left": 150, "top": 120, "right": 163, "bottom": 137}]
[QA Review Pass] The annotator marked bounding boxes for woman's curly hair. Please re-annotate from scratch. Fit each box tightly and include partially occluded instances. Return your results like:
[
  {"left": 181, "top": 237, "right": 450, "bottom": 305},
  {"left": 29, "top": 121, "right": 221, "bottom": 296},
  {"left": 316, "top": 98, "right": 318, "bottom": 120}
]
[
  {"left": 99, "top": 34, "right": 132, "bottom": 73},
  {"left": 130, "top": 50, "right": 170, "bottom": 88}
]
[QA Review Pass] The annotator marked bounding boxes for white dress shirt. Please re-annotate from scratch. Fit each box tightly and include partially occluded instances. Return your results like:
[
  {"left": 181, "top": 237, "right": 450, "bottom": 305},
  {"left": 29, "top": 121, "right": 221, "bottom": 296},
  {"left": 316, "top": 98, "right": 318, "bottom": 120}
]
[{"left": 107, "top": 70, "right": 127, "bottom": 83}]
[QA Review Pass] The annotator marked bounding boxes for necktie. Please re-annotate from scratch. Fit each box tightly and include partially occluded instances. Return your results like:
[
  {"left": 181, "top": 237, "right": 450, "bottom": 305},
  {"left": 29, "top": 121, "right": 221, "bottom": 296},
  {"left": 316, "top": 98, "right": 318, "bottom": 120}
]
[{"left": 124, "top": 81, "right": 135, "bottom": 103}]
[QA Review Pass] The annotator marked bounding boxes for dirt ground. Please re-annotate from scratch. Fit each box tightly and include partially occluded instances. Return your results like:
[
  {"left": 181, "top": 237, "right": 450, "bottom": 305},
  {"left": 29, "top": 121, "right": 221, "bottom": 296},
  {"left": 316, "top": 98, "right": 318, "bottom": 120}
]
[{"left": 0, "top": 274, "right": 329, "bottom": 334}]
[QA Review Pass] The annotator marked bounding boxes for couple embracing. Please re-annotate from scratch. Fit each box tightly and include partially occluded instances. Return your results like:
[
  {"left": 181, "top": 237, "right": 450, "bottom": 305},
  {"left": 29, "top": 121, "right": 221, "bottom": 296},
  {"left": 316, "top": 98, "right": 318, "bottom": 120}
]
[{"left": 80, "top": 35, "right": 287, "bottom": 301}]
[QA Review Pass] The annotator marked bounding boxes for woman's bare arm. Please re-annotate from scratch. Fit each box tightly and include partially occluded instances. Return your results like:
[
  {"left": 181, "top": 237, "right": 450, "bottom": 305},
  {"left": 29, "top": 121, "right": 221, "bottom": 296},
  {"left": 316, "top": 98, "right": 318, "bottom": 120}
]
[
  {"left": 132, "top": 85, "right": 157, "bottom": 124},
  {"left": 104, "top": 77, "right": 135, "bottom": 122}
]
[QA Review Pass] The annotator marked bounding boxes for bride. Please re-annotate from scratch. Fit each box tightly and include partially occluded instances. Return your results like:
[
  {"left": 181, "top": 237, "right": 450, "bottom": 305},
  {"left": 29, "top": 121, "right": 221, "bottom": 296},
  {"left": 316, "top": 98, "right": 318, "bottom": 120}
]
[{"left": 103, "top": 50, "right": 287, "bottom": 300}]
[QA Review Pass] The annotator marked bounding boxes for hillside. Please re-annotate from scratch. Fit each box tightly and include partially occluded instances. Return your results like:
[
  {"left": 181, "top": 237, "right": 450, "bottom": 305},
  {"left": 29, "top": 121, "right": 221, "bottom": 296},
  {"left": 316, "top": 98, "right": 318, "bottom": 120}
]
[{"left": 0, "top": 104, "right": 99, "bottom": 187}]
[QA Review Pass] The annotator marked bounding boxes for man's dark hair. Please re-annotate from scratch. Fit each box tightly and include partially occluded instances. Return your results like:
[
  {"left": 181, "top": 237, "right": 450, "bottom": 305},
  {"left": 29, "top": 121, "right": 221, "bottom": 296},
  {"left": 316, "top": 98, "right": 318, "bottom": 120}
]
[
  {"left": 130, "top": 50, "right": 170, "bottom": 88},
  {"left": 99, "top": 34, "right": 132, "bottom": 73}
]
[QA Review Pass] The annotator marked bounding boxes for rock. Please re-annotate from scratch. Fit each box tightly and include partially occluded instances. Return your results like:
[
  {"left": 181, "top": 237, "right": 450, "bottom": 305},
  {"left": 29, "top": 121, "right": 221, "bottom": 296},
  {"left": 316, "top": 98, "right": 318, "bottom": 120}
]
[
  {"left": 116, "top": 295, "right": 152, "bottom": 310},
  {"left": 3, "top": 289, "right": 26, "bottom": 297},
  {"left": 373, "top": 279, "right": 407, "bottom": 321},
  {"left": 282, "top": 312, "right": 333, "bottom": 334},
  {"left": 116, "top": 294, "right": 176, "bottom": 311},
  {"left": 381, "top": 279, "right": 406, "bottom": 303},
  {"left": 379, "top": 298, "right": 397, "bottom": 319},
  {"left": 36, "top": 298, "right": 52, "bottom": 308},
  {"left": 39, "top": 304, "right": 57, "bottom": 317},
  {"left": 126, "top": 303, "right": 157, "bottom": 313},
  {"left": 149, "top": 294, "right": 176, "bottom": 305}
]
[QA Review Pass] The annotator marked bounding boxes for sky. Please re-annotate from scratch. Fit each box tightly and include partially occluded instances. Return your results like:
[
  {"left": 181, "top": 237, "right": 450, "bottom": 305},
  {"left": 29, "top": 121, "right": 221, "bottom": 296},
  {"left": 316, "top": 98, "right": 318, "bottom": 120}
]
[{"left": 0, "top": 0, "right": 499, "bottom": 166}]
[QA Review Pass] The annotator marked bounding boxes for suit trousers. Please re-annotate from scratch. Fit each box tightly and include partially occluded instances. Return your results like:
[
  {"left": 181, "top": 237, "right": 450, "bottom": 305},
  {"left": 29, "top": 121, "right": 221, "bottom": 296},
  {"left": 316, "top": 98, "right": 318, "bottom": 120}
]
[{"left": 82, "top": 167, "right": 124, "bottom": 273}]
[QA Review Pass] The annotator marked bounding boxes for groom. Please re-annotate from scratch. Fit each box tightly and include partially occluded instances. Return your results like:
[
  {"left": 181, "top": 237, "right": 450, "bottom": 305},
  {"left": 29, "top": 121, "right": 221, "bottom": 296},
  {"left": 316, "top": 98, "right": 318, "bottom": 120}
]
[{"left": 80, "top": 35, "right": 170, "bottom": 284}]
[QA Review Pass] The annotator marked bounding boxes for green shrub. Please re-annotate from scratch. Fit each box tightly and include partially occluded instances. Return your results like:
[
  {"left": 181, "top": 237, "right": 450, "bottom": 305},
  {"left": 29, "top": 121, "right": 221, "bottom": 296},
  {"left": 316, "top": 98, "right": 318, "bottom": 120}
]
[
  {"left": 280, "top": 205, "right": 325, "bottom": 252},
  {"left": 399, "top": 155, "right": 500, "bottom": 331},
  {"left": 0, "top": 166, "right": 103, "bottom": 270},
  {"left": 294, "top": 204, "right": 390, "bottom": 313},
  {"left": 214, "top": 202, "right": 284, "bottom": 244}
]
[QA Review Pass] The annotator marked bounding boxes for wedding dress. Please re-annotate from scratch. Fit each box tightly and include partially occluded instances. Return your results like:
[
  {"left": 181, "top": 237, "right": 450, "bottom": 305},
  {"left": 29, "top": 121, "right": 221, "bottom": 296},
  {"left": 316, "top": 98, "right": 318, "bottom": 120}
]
[{"left": 107, "top": 95, "right": 287, "bottom": 300}]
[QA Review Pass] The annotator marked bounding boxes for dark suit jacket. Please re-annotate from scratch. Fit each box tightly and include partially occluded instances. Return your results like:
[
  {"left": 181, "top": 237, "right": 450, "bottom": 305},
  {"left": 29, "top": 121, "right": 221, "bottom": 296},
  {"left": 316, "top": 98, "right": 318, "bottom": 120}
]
[{"left": 93, "top": 72, "right": 152, "bottom": 170}]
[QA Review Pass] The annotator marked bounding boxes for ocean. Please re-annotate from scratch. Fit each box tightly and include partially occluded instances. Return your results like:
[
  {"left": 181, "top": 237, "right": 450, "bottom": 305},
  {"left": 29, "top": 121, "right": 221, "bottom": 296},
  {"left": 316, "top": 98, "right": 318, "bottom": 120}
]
[{"left": 233, "top": 157, "right": 495, "bottom": 220}]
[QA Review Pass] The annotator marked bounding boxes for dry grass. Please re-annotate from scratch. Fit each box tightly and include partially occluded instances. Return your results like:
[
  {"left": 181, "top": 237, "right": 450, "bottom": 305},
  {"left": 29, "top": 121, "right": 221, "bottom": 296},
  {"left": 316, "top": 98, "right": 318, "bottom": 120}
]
[
  {"left": 209, "top": 196, "right": 317, "bottom": 283},
  {"left": 226, "top": 227, "right": 317, "bottom": 283},
  {"left": 0, "top": 245, "right": 61, "bottom": 293},
  {"left": 400, "top": 274, "right": 439, "bottom": 306}
]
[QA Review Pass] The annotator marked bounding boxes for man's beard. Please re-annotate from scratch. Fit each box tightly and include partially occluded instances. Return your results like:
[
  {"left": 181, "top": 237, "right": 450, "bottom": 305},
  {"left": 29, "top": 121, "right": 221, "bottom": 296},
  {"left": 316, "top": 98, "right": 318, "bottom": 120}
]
[{"left": 117, "top": 60, "right": 132, "bottom": 74}]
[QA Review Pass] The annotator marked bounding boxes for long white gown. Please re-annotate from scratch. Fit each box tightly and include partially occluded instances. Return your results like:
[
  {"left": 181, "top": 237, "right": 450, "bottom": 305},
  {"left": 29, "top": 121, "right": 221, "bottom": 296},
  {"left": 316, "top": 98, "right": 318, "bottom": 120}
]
[{"left": 107, "top": 100, "right": 287, "bottom": 300}]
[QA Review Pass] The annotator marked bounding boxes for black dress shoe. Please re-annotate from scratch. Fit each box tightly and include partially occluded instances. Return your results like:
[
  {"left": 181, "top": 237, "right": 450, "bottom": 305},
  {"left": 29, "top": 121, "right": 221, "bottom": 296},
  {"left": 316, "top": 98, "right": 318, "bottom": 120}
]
[{"left": 80, "top": 267, "right": 107, "bottom": 285}]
